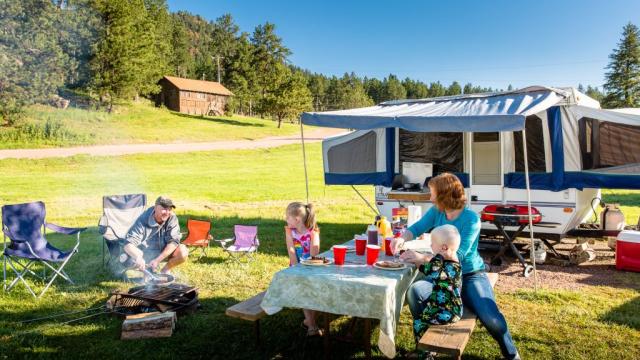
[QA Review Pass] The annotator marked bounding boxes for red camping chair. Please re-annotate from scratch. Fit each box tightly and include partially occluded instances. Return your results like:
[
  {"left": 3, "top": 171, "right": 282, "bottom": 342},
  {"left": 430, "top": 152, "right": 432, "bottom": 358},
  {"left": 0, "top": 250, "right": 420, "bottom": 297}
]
[{"left": 182, "top": 219, "right": 212, "bottom": 258}]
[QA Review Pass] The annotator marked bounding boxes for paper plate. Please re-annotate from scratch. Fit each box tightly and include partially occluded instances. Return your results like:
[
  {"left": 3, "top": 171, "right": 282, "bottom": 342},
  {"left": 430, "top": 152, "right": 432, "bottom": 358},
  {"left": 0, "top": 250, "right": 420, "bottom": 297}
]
[
  {"left": 300, "top": 258, "right": 334, "bottom": 266},
  {"left": 373, "top": 261, "right": 407, "bottom": 271}
]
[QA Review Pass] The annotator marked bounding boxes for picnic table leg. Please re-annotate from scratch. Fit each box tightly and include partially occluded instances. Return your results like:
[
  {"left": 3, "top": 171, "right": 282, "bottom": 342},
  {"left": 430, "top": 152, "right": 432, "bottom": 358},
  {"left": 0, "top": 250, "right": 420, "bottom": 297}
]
[
  {"left": 363, "top": 318, "right": 372, "bottom": 359},
  {"left": 254, "top": 319, "right": 261, "bottom": 349},
  {"left": 323, "top": 313, "right": 332, "bottom": 360}
]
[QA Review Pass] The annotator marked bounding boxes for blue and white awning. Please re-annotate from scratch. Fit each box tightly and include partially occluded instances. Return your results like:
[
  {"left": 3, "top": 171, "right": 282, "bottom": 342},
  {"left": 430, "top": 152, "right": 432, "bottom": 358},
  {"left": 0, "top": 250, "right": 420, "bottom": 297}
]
[{"left": 302, "top": 86, "right": 567, "bottom": 132}]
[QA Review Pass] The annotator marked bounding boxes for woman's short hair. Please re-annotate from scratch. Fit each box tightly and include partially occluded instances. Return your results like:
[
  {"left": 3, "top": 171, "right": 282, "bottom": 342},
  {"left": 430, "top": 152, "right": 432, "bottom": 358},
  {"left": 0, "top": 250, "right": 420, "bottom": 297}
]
[{"left": 428, "top": 173, "right": 466, "bottom": 211}]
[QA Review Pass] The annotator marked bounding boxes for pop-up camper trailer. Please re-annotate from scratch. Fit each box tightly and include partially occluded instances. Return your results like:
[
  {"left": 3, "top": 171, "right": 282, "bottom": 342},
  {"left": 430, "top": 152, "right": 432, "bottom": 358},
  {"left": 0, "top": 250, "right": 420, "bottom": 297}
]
[{"left": 301, "top": 86, "right": 640, "bottom": 242}]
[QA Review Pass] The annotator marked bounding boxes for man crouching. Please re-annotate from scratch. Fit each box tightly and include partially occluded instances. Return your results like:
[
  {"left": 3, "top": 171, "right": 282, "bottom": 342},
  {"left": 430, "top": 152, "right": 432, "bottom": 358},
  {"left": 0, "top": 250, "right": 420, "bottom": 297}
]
[{"left": 123, "top": 196, "right": 189, "bottom": 274}]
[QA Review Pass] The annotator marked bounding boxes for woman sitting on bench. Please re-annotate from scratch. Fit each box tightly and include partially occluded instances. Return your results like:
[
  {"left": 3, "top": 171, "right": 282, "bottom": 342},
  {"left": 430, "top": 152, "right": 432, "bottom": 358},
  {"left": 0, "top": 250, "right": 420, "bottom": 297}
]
[{"left": 392, "top": 173, "right": 521, "bottom": 360}]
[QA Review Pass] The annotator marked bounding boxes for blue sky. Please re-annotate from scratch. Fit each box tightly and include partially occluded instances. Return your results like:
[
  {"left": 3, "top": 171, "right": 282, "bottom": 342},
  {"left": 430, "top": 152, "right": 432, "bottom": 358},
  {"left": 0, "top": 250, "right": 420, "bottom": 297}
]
[{"left": 167, "top": 0, "right": 640, "bottom": 90}]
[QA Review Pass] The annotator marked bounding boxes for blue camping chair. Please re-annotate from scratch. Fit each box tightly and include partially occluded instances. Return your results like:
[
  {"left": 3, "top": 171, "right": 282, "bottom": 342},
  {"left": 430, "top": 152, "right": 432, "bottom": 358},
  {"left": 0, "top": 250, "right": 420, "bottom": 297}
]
[{"left": 2, "top": 201, "right": 86, "bottom": 298}]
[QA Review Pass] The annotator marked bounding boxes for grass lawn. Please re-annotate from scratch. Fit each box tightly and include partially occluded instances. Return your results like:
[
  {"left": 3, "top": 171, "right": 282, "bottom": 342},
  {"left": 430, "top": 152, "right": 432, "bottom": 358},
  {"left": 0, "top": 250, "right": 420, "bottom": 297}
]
[
  {"left": 0, "top": 101, "right": 305, "bottom": 149},
  {"left": 0, "top": 143, "right": 639, "bottom": 359}
]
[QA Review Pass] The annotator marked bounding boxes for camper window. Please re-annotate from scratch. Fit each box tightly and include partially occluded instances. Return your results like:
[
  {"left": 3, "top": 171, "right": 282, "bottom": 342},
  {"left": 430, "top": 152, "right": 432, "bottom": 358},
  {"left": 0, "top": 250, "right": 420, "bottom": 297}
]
[
  {"left": 584, "top": 120, "right": 640, "bottom": 169},
  {"left": 513, "top": 115, "right": 546, "bottom": 172},
  {"left": 399, "top": 130, "right": 463, "bottom": 174},
  {"left": 327, "top": 130, "right": 377, "bottom": 173}
]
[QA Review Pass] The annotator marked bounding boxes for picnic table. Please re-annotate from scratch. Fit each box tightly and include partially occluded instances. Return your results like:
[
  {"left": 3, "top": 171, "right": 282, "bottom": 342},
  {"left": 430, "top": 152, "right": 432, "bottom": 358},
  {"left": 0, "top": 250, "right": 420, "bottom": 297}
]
[{"left": 260, "top": 238, "right": 431, "bottom": 358}]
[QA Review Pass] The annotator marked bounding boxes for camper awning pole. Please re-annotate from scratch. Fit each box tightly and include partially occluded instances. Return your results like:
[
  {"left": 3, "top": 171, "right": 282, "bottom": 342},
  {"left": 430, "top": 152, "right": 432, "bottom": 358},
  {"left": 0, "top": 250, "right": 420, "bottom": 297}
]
[
  {"left": 522, "top": 128, "right": 539, "bottom": 291},
  {"left": 300, "top": 119, "right": 310, "bottom": 204}
]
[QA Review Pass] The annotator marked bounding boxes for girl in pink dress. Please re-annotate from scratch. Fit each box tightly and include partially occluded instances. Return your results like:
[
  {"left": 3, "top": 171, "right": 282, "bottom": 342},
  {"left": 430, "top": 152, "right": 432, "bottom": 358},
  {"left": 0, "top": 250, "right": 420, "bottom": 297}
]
[{"left": 285, "top": 202, "right": 321, "bottom": 336}]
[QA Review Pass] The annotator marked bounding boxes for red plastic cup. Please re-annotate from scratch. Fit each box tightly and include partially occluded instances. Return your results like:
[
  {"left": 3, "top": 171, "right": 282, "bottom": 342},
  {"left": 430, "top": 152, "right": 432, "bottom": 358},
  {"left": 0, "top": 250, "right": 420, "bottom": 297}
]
[
  {"left": 355, "top": 237, "right": 367, "bottom": 256},
  {"left": 333, "top": 245, "right": 347, "bottom": 265},
  {"left": 384, "top": 237, "right": 394, "bottom": 256},
  {"left": 366, "top": 245, "right": 380, "bottom": 265}
]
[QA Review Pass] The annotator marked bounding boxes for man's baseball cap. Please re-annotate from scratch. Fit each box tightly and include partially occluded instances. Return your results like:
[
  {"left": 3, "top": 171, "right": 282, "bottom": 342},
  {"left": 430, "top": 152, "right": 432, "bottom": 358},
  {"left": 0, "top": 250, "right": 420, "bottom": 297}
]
[{"left": 155, "top": 196, "right": 176, "bottom": 209}]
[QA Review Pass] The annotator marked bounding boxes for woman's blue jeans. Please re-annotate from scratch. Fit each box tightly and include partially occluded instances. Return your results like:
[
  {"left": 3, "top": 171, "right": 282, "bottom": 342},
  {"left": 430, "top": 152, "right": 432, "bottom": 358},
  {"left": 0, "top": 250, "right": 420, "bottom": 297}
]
[{"left": 406, "top": 271, "right": 519, "bottom": 359}]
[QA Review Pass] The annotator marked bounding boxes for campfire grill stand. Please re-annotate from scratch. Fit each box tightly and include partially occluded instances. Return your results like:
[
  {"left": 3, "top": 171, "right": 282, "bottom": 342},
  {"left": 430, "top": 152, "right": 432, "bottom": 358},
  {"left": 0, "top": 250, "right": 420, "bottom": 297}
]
[{"left": 482, "top": 211, "right": 561, "bottom": 277}]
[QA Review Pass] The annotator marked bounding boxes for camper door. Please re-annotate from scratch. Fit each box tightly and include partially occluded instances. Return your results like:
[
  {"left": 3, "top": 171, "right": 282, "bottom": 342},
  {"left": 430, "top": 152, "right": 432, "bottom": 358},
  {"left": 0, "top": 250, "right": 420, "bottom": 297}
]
[
  {"left": 468, "top": 132, "right": 503, "bottom": 202},
  {"left": 321, "top": 129, "right": 395, "bottom": 186}
]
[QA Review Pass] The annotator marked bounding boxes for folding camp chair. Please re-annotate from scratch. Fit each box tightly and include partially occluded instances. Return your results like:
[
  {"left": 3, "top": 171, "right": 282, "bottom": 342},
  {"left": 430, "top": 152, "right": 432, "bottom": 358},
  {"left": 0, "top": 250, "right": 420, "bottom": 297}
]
[
  {"left": 215, "top": 225, "right": 259, "bottom": 264},
  {"left": 182, "top": 219, "right": 212, "bottom": 259},
  {"left": 98, "top": 194, "right": 147, "bottom": 268},
  {"left": 2, "top": 201, "right": 86, "bottom": 298}
]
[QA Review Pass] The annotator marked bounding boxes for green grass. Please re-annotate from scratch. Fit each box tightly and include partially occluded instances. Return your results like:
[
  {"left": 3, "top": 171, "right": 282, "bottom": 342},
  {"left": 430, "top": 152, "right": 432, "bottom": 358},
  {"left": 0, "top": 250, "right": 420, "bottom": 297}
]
[
  {"left": 0, "top": 143, "right": 639, "bottom": 359},
  {"left": 0, "top": 101, "right": 305, "bottom": 149}
]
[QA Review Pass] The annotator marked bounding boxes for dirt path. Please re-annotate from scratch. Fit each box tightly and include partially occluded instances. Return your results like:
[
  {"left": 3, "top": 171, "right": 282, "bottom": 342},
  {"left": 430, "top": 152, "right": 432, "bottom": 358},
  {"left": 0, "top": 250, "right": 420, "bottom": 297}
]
[{"left": 0, "top": 127, "right": 346, "bottom": 160}]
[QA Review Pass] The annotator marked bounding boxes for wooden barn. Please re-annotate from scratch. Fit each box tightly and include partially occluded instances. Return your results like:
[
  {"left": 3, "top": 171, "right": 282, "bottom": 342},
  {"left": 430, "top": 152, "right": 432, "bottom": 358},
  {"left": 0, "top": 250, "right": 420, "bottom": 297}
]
[{"left": 157, "top": 76, "right": 233, "bottom": 116}]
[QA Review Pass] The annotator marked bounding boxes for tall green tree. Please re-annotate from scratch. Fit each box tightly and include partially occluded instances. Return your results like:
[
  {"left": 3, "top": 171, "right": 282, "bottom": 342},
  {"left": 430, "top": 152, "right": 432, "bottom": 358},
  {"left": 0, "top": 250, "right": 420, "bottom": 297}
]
[
  {"left": 250, "top": 22, "right": 291, "bottom": 116},
  {"left": 403, "top": 78, "right": 429, "bottom": 99},
  {"left": 141, "top": 0, "right": 172, "bottom": 91},
  {"left": 381, "top": 74, "right": 406, "bottom": 102},
  {"left": 428, "top": 81, "right": 446, "bottom": 97},
  {"left": 325, "top": 74, "right": 373, "bottom": 110},
  {"left": 211, "top": 14, "right": 240, "bottom": 83},
  {"left": 446, "top": 81, "right": 462, "bottom": 96},
  {"left": 603, "top": 23, "right": 640, "bottom": 108},
  {"left": 226, "top": 33, "right": 258, "bottom": 115},
  {"left": 169, "top": 16, "right": 192, "bottom": 78},
  {"left": 0, "top": 0, "right": 72, "bottom": 123},
  {"left": 364, "top": 77, "right": 384, "bottom": 104},
  {"left": 262, "top": 65, "right": 312, "bottom": 127},
  {"left": 89, "top": 0, "right": 162, "bottom": 108}
]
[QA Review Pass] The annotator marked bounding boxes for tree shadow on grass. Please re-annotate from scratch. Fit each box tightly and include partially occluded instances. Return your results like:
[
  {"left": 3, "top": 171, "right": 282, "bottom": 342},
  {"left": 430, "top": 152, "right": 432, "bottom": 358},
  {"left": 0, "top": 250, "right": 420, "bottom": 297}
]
[
  {"left": 169, "top": 111, "right": 266, "bottom": 127},
  {"left": 599, "top": 295, "right": 640, "bottom": 330},
  {"left": 1, "top": 294, "right": 377, "bottom": 359}
]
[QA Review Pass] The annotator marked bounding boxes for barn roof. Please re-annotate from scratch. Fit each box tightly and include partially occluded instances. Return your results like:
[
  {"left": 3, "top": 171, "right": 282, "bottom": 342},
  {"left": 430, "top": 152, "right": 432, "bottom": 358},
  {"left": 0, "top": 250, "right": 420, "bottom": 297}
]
[{"left": 162, "top": 76, "right": 234, "bottom": 96}]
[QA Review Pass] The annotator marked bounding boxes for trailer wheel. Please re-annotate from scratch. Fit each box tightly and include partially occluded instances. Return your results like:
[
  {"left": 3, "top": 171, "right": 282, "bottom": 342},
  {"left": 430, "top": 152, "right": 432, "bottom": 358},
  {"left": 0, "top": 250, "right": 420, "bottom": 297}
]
[{"left": 523, "top": 264, "right": 534, "bottom": 277}]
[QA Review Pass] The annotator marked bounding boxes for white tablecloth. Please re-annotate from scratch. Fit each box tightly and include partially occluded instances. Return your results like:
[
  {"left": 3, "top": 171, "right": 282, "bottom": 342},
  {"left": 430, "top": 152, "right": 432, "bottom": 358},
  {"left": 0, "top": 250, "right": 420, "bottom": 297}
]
[{"left": 261, "top": 239, "right": 430, "bottom": 358}]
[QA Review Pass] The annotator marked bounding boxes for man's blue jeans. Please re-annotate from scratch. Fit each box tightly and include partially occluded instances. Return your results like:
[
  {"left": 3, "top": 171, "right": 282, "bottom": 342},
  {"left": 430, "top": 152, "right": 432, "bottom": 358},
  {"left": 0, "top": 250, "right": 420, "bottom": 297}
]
[{"left": 406, "top": 271, "right": 519, "bottom": 359}]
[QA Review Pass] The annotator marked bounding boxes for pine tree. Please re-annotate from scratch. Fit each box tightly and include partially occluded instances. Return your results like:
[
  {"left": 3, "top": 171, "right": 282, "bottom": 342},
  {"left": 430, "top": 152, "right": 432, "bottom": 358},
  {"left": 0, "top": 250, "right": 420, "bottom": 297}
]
[
  {"left": 250, "top": 22, "right": 291, "bottom": 116},
  {"left": 603, "top": 23, "right": 640, "bottom": 108},
  {"left": 226, "top": 33, "right": 258, "bottom": 115},
  {"left": 169, "top": 16, "right": 192, "bottom": 78},
  {"left": 263, "top": 65, "right": 312, "bottom": 127},
  {"left": 0, "top": 0, "right": 72, "bottom": 123},
  {"left": 446, "top": 81, "right": 462, "bottom": 96},
  {"left": 381, "top": 74, "right": 406, "bottom": 102}
]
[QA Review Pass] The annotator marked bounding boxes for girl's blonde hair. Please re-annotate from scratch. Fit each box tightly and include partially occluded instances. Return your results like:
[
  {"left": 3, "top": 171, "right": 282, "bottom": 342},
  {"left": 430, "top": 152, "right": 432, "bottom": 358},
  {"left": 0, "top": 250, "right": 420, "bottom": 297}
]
[{"left": 286, "top": 202, "right": 317, "bottom": 230}]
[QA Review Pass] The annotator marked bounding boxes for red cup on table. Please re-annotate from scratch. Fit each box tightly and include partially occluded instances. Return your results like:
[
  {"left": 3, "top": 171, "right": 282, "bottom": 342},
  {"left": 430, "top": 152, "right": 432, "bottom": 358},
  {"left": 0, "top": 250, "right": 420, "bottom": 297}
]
[
  {"left": 355, "top": 236, "right": 367, "bottom": 256},
  {"left": 333, "top": 245, "right": 347, "bottom": 265},
  {"left": 366, "top": 244, "right": 380, "bottom": 265},
  {"left": 384, "top": 237, "right": 394, "bottom": 256}
]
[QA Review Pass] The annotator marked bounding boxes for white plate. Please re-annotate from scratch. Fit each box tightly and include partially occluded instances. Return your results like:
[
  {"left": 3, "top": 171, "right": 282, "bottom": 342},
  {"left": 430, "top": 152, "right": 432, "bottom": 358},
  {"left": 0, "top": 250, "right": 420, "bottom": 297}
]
[
  {"left": 300, "top": 258, "right": 334, "bottom": 266},
  {"left": 373, "top": 261, "right": 407, "bottom": 271}
]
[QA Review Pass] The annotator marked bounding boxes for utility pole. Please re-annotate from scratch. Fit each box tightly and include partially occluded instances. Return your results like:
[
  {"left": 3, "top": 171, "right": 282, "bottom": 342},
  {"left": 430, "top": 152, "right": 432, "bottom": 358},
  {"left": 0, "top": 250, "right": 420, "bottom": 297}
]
[{"left": 212, "top": 55, "right": 224, "bottom": 83}]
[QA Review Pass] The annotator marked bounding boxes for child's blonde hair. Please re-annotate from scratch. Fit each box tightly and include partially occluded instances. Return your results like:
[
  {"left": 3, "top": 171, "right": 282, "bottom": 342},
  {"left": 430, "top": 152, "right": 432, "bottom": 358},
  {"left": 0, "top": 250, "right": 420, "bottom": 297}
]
[
  {"left": 431, "top": 224, "right": 461, "bottom": 252},
  {"left": 286, "top": 202, "right": 317, "bottom": 231}
]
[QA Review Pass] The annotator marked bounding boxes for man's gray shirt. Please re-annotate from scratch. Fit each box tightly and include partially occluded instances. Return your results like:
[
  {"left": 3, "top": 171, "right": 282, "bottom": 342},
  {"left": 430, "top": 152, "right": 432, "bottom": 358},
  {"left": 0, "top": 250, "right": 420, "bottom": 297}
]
[{"left": 125, "top": 207, "right": 181, "bottom": 251}]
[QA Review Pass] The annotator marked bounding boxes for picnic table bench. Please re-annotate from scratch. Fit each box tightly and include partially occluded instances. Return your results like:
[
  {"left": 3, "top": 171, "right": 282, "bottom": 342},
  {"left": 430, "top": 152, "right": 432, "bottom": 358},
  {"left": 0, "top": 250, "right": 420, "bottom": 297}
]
[
  {"left": 225, "top": 291, "right": 267, "bottom": 347},
  {"left": 417, "top": 272, "right": 499, "bottom": 359}
]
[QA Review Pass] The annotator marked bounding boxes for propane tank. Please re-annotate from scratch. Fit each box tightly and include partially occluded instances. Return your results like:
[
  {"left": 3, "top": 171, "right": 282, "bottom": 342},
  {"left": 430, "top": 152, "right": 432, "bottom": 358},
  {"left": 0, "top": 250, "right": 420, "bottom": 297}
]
[
  {"left": 600, "top": 203, "right": 626, "bottom": 231},
  {"left": 532, "top": 239, "right": 547, "bottom": 264}
]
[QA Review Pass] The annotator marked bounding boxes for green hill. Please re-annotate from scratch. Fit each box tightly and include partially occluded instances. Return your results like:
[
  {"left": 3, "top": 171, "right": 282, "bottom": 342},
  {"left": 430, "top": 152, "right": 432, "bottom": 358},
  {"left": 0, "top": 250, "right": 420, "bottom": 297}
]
[{"left": 0, "top": 101, "right": 303, "bottom": 149}]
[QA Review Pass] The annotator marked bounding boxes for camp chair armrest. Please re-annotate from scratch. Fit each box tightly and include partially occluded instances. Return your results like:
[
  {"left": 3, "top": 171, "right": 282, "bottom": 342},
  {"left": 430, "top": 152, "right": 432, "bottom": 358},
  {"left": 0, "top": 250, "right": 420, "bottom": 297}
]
[
  {"left": 45, "top": 223, "right": 87, "bottom": 235},
  {"left": 214, "top": 238, "right": 234, "bottom": 245}
]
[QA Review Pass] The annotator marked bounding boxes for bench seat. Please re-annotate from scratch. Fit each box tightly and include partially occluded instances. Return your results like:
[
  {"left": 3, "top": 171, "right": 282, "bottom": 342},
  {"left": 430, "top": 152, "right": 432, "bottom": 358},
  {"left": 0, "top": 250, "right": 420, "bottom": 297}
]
[{"left": 417, "top": 272, "right": 499, "bottom": 360}]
